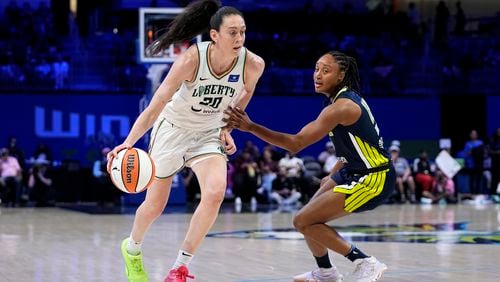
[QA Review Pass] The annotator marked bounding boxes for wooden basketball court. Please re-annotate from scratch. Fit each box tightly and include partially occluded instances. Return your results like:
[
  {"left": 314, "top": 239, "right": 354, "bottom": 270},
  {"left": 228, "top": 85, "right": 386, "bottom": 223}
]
[{"left": 0, "top": 203, "right": 498, "bottom": 281}]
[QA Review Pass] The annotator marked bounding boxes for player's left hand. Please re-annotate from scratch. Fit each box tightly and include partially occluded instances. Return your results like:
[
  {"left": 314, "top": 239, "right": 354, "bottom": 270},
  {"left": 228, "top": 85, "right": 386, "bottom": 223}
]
[
  {"left": 223, "top": 106, "right": 253, "bottom": 132},
  {"left": 220, "top": 129, "right": 237, "bottom": 155}
]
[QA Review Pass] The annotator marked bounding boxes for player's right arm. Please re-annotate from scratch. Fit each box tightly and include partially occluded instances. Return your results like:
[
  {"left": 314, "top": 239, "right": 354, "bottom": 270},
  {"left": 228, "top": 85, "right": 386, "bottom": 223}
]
[{"left": 107, "top": 45, "right": 199, "bottom": 162}]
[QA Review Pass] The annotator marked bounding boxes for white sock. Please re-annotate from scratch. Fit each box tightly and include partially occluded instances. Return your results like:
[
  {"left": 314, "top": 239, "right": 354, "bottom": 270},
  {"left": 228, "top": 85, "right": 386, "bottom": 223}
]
[
  {"left": 126, "top": 236, "right": 142, "bottom": 256},
  {"left": 172, "top": 250, "right": 194, "bottom": 269}
]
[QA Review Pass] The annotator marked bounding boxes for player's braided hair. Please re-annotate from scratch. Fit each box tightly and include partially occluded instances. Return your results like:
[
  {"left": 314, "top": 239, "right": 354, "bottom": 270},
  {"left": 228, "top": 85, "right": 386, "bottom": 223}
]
[
  {"left": 327, "top": 51, "right": 361, "bottom": 96},
  {"left": 146, "top": 0, "right": 243, "bottom": 56}
]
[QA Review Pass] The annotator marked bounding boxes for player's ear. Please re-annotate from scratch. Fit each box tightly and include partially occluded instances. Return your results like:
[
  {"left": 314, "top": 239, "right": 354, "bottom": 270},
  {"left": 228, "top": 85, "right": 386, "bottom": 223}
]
[
  {"left": 209, "top": 29, "right": 218, "bottom": 43},
  {"left": 338, "top": 71, "right": 345, "bottom": 82}
]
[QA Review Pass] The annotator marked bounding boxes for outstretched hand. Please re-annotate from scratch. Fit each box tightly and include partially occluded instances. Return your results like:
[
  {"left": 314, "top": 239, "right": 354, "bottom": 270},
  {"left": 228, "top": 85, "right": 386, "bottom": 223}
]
[{"left": 223, "top": 106, "right": 253, "bottom": 132}]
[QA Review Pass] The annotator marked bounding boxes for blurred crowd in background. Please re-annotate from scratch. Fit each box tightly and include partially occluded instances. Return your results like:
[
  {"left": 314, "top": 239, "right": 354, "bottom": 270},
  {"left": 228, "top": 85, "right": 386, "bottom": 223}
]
[{"left": 0, "top": 0, "right": 498, "bottom": 95}]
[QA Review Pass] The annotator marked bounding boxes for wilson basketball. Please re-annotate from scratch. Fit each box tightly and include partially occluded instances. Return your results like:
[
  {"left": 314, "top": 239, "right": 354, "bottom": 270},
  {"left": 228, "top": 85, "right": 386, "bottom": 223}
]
[{"left": 109, "top": 148, "right": 155, "bottom": 194}]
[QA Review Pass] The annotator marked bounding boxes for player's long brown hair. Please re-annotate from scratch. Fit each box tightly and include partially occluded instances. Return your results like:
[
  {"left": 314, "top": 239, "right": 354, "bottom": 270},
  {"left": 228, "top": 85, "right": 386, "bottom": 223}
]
[{"left": 146, "top": 0, "right": 243, "bottom": 56}]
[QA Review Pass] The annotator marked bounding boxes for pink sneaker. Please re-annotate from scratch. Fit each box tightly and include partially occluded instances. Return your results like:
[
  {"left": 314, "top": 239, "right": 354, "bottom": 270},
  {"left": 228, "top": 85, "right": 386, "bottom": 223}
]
[{"left": 164, "top": 265, "right": 194, "bottom": 282}]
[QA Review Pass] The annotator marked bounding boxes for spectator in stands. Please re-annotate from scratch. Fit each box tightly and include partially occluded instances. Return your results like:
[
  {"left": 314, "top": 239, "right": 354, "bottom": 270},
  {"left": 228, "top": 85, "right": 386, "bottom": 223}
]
[
  {"left": 433, "top": 168, "right": 457, "bottom": 203},
  {"left": 0, "top": 147, "right": 23, "bottom": 206},
  {"left": 270, "top": 167, "right": 301, "bottom": 206},
  {"left": 390, "top": 145, "right": 416, "bottom": 203},
  {"left": 278, "top": 151, "right": 305, "bottom": 191},
  {"left": 322, "top": 143, "right": 338, "bottom": 175},
  {"left": 413, "top": 149, "right": 436, "bottom": 202},
  {"left": 28, "top": 157, "right": 54, "bottom": 207},
  {"left": 232, "top": 151, "right": 259, "bottom": 209},
  {"left": 458, "top": 129, "right": 484, "bottom": 194},
  {"left": 257, "top": 147, "right": 278, "bottom": 202},
  {"left": 391, "top": 140, "right": 401, "bottom": 148},
  {"left": 6, "top": 136, "right": 25, "bottom": 169},
  {"left": 317, "top": 141, "right": 335, "bottom": 168},
  {"left": 242, "top": 140, "right": 260, "bottom": 160},
  {"left": 263, "top": 143, "right": 285, "bottom": 161},
  {"left": 32, "top": 143, "right": 52, "bottom": 163}
]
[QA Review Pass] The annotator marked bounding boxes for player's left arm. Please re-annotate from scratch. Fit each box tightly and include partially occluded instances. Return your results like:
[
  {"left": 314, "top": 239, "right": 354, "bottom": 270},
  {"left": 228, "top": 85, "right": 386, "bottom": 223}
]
[{"left": 234, "top": 50, "right": 265, "bottom": 110}]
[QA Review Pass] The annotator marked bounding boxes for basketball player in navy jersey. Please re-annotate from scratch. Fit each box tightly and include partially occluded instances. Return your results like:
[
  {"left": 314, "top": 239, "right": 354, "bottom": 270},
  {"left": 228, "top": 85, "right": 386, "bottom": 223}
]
[
  {"left": 107, "top": 1, "right": 265, "bottom": 281},
  {"left": 224, "top": 51, "right": 395, "bottom": 282}
]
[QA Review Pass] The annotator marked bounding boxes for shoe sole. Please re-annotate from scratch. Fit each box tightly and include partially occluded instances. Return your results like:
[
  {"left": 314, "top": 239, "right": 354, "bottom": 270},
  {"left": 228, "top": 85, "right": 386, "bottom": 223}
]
[
  {"left": 293, "top": 277, "right": 343, "bottom": 282},
  {"left": 371, "top": 264, "right": 388, "bottom": 282}
]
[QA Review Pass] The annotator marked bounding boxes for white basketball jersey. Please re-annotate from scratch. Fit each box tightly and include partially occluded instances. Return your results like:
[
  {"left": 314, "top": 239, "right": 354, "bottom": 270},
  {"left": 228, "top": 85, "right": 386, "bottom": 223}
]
[{"left": 160, "top": 41, "right": 247, "bottom": 131}]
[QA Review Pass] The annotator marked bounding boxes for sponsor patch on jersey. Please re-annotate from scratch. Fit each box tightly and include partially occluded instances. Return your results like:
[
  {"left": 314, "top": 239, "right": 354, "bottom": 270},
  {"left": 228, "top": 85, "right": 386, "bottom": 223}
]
[{"left": 228, "top": 74, "right": 240, "bottom": 82}]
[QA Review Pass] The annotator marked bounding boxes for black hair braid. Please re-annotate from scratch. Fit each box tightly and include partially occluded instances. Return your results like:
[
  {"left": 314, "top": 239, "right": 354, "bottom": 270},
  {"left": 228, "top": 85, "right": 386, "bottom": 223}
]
[
  {"left": 146, "top": 0, "right": 221, "bottom": 56},
  {"left": 327, "top": 51, "right": 361, "bottom": 95}
]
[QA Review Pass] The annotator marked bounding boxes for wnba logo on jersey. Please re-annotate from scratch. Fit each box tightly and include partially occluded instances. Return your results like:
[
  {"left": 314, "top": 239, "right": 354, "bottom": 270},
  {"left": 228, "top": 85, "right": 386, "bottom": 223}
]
[{"left": 228, "top": 74, "right": 239, "bottom": 82}]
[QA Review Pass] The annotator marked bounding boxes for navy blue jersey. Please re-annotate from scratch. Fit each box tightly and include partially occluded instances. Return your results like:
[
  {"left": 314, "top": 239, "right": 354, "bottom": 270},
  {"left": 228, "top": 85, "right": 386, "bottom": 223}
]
[{"left": 329, "top": 88, "right": 390, "bottom": 172}]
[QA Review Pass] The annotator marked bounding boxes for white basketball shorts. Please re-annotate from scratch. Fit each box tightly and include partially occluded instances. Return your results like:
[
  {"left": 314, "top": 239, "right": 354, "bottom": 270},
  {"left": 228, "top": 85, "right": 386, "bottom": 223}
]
[{"left": 148, "top": 118, "right": 227, "bottom": 179}]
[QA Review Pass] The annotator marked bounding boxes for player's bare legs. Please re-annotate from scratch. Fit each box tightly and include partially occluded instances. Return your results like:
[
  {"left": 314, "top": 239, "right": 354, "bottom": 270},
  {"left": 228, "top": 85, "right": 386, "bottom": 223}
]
[
  {"left": 164, "top": 155, "right": 227, "bottom": 281},
  {"left": 131, "top": 177, "right": 173, "bottom": 241},
  {"left": 182, "top": 155, "right": 227, "bottom": 252},
  {"left": 122, "top": 177, "right": 173, "bottom": 282},
  {"left": 292, "top": 180, "right": 349, "bottom": 282},
  {"left": 293, "top": 191, "right": 350, "bottom": 254}
]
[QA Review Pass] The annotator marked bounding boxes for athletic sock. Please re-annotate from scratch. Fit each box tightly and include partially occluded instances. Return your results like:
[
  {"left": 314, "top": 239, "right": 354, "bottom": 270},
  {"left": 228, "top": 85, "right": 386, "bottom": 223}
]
[
  {"left": 173, "top": 250, "right": 194, "bottom": 269},
  {"left": 314, "top": 252, "right": 333, "bottom": 269},
  {"left": 345, "top": 245, "right": 369, "bottom": 262},
  {"left": 126, "top": 236, "right": 142, "bottom": 256}
]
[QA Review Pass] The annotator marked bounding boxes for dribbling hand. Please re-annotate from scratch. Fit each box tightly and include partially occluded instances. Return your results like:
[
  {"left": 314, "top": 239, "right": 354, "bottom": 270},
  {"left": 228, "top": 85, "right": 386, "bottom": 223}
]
[{"left": 106, "top": 143, "right": 131, "bottom": 173}]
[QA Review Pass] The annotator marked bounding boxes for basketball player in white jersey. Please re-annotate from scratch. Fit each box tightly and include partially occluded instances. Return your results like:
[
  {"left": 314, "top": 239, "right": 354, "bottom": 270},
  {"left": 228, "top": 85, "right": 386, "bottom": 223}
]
[{"left": 107, "top": 1, "right": 265, "bottom": 281}]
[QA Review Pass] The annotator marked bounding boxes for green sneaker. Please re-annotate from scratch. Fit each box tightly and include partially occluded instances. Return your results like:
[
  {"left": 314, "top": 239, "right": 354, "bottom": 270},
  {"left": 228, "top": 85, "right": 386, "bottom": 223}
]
[{"left": 121, "top": 238, "right": 148, "bottom": 282}]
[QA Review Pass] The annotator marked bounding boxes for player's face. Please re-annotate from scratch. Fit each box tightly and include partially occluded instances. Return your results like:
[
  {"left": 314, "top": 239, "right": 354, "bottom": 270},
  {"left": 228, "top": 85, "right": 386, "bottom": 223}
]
[
  {"left": 313, "top": 54, "right": 345, "bottom": 95},
  {"left": 214, "top": 15, "right": 246, "bottom": 56}
]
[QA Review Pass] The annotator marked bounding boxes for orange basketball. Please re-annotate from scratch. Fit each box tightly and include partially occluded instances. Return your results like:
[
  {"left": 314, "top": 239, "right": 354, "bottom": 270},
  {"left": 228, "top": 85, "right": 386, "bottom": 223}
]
[{"left": 109, "top": 148, "right": 155, "bottom": 194}]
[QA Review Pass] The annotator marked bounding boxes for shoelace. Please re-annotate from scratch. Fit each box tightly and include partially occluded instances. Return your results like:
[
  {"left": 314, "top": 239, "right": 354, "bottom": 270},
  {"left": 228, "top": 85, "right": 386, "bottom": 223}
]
[
  {"left": 129, "top": 258, "right": 144, "bottom": 273},
  {"left": 171, "top": 268, "right": 194, "bottom": 280}
]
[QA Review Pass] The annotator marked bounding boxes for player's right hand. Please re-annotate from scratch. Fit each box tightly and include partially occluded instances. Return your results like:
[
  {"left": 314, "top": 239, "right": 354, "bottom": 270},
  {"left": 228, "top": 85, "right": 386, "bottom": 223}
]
[{"left": 106, "top": 143, "right": 131, "bottom": 173}]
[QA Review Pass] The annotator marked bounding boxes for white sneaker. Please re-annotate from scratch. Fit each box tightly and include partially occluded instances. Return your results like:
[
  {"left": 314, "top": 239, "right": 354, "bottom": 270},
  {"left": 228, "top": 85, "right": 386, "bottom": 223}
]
[
  {"left": 293, "top": 267, "right": 343, "bottom": 282},
  {"left": 350, "top": 257, "right": 387, "bottom": 282}
]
